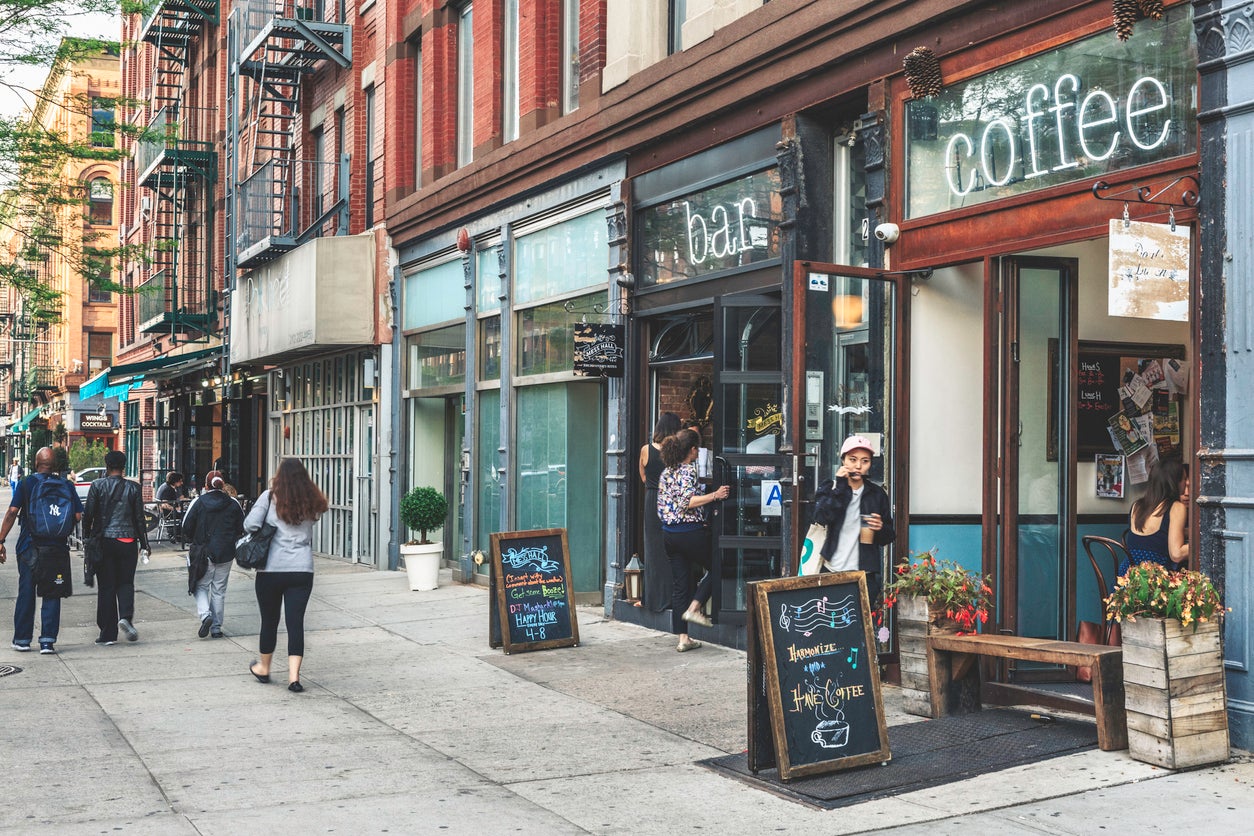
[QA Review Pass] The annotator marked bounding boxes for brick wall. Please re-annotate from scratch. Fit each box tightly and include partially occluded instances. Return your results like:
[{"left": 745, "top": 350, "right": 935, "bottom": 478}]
[{"left": 653, "top": 361, "right": 713, "bottom": 448}]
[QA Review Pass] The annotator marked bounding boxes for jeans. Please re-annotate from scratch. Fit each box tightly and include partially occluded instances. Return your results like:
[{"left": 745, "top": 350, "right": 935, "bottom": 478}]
[
  {"left": 255, "top": 571, "right": 314, "bottom": 657},
  {"left": 195, "top": 561, "right": 232, "bottom": 630},
  {"left": 13, "top": 548, "right": 60, "bottom": 646},
  {"left": 96, "top": 538, "right": 138, "bottom": 642},
  {"left": 664, "top": 526, "right": 713, "bottom": 635}
]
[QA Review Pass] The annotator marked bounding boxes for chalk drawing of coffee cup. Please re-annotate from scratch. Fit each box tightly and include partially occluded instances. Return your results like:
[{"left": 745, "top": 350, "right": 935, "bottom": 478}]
[{"left": 811, "top": 719, "right": 850, "bottom": 748}]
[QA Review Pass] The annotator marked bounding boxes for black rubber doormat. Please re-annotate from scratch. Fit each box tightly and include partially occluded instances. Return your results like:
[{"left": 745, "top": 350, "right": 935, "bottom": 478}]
[{"left": 701, "top": 709, "right": 1098, "bottom": 810}]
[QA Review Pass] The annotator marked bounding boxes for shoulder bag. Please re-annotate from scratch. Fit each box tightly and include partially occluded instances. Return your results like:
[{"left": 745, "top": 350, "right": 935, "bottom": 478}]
[{"left": 234, "top": 493, "right": 276, "bottom": 570}]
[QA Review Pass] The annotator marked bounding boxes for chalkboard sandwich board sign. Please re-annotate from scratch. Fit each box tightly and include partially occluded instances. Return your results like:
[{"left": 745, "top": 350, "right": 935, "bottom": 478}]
[
  {"left": 490, "top": 529, "right": 580, "bottom": 654},
  {"left": 750, "top": 572, "right": 890, "bottom": 780}
]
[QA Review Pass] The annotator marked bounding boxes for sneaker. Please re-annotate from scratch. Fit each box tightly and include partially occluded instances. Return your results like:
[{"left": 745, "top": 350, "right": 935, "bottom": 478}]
[
  {"left": 94, "top": 637, "right": 116, "bottom": 646},
  {"left": 210, "top": 629, "right": 224, "bottom": 639},
  {"left": 39, "top": 643, "right": 55, "bottom": 655},
  {"left": 198, "top": 614, "right": 213, "bottom": 638},
  {"left": 11, "top": 642, "right": 31, "bottom": 652},
  {"left": 119, "top": 619, "right": 138, "bottom": 642},
  {"left": 682, "top": 610, "right": 714, "bottom": 628}
]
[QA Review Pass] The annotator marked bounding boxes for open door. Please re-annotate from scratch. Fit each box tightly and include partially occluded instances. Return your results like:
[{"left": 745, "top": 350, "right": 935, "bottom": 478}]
[
  {"left": 794, "top": 262, "right": 902, "bottom": 648},
  {"left": 711, "top": 292, "right": 787, "bottom": 622}
]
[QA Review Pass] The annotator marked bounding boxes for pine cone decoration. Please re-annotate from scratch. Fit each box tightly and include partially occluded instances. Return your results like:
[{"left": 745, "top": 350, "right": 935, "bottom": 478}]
[
  {"left": 903, "top": 46, "right": 942, "bottom": 99},
  {"left": 1113, "top": 0, "right": 1139, "bottom": 41},
  {"left": 1137, "top": 0, "right": 1164, "bottom": 21}
]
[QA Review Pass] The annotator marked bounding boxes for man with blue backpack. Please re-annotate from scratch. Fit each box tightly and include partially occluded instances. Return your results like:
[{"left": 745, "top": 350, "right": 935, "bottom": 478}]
[{"left": 0, "top": 447, "right": 83, "bottom": 654}]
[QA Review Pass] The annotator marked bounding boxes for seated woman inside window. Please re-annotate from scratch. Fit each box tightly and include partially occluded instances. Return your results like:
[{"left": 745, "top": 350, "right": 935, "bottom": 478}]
[{"left": 1121, "top": 455, "right": 1189, "bottom": 576}]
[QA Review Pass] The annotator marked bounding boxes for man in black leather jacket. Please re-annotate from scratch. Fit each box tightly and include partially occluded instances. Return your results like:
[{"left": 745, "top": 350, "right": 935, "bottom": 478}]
[{"left": 83, "top": 451, "right": 151, "bottom": 645}]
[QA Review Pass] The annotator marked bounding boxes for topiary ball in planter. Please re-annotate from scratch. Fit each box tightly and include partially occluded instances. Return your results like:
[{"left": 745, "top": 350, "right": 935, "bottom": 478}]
[{"left": 400, "top": 486, "right": 449, "bottom": 545}]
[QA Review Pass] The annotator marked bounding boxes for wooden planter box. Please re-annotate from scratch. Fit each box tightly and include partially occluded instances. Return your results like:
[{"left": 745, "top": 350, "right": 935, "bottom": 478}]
[
  {"left": 1122, "top": 617, "right": 1229, "bottom": 769},
  {"left": 898, "top": 595, "right": 957, "bottom": 717}
]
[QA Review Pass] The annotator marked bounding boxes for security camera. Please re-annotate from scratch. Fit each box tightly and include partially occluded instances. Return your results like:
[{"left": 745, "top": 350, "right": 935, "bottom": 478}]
[{"left": 874, "top": 223, "right": 900, "bottom": 245}]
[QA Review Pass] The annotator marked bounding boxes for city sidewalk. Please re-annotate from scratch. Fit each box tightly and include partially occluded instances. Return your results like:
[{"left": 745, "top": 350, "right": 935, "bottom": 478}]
[{"left": 1, "top": 526, "right": 1251, "bottom": 833}]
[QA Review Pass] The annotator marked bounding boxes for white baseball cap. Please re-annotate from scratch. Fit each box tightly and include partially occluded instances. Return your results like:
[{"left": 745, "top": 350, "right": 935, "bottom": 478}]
[{"left": 840, "top": 435, "right": 875, "bottom": 457}]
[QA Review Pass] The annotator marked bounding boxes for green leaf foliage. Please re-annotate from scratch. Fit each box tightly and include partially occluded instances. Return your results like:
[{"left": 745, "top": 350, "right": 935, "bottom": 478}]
[{"left": 400, "top": 486, "right": 449, "bottom": 545}]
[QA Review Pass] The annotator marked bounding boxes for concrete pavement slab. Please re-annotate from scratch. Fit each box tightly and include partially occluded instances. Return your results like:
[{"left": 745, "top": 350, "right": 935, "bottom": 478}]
[
  {"left": 0, "top": 813, "right": 202, "bottom": 836},
  {"left": 189, "top": 786, "right": 590, "bottom": 836}
]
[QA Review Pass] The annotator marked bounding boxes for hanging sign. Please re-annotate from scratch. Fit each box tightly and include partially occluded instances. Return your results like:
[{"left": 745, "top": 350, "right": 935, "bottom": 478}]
[
  {"left": 1108, "top": 220, "right": 1190, "bottom": 321},
  {"left": 78, "top": 413, "right": 114, "bottom": 430},
  {"left": 573, "top": 322, "right": 625, "bottom": 377}
]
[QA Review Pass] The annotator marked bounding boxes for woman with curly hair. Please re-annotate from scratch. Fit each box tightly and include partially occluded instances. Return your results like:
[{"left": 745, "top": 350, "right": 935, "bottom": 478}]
[
  {"left": 657, "top": 428, "right": 728, "bottom": 651},
  {"left": 245, "top": 458, "right": 328, "bottom": 693}
]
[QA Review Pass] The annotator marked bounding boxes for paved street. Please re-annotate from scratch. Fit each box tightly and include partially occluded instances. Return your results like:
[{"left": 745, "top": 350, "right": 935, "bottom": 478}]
[{"left": 1, "top": 514, "right": 1251, "bottom": 833}]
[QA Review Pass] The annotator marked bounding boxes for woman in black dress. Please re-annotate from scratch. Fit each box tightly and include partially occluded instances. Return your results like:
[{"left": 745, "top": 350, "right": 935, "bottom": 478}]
[{"left": 638, "top": 412, "right": 682, "bottom": 612}]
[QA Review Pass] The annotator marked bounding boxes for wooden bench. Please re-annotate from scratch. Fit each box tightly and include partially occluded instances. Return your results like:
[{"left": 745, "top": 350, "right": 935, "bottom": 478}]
[{"left": 926, "top": 633, "right": 1128, "bottom": 752}]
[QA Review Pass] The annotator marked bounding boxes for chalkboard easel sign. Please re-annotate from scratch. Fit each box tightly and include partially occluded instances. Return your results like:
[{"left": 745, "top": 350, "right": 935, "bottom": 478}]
[
  {"left": 490, "top": 529, "right": 580, "bottom": 654},
  {"left": 749, "top": 572, "right": 891, "bottom": 781}
]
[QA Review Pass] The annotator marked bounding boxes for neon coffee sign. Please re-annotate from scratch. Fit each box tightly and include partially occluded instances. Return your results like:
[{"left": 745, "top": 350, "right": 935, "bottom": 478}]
[
  {"left": 905, "top": 8, "right": 1196, "bottom": 218},
  {"left": 943, "top": 74, "right": 1172, "bottom": 198}
]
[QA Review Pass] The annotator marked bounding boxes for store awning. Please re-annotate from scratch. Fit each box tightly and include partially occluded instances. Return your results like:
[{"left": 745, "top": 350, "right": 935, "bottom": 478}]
[
  {"left": 79, "top": 347, "right": 222, "bottom": 401},
  {"left": 8, "top": 406, "right": 44, "bottom": 434}
]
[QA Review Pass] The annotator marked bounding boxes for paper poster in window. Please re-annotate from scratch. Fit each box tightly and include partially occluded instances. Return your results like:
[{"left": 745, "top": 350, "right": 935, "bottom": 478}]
[
  {"left": 1108, "top": 220, "right": 1190, "bottom": 321},
  {"left": 1095, "top": 454, "right": 1125, "bottom": 499}
]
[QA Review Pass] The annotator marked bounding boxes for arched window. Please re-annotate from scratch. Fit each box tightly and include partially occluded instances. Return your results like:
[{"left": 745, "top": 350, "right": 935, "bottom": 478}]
[{"left": 88, "top": 178, "right": 113, "bottom": 225}]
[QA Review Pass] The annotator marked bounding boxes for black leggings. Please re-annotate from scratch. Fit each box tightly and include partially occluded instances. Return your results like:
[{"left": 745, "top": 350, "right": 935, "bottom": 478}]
[
  {"left": 254, "top": 571, "right": 314, "bottom": 656},
  {"left": 664, "top": 526, "right": 713, "bottom": 635}
]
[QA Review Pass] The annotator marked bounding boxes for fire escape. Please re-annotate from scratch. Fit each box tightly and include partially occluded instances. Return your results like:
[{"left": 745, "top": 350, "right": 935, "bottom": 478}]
[
  {"left": 228, "top": 0, "right": 351, "bottom": 274},
  {"left": 134, "top": 0, "right": 219, "bottom": 340}
]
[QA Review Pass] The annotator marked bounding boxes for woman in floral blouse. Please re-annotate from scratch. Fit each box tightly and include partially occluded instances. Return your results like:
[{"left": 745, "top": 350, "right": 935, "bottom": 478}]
[{"left": 658, "top": 428, "right": 729, "bottom": 651}]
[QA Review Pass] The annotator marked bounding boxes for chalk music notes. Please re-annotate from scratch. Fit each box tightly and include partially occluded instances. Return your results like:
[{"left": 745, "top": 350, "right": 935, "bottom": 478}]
[
  {"left": 778, "top": 595, "right": 858, "bottom": 636},
  {"left": 846, "top": 648, "right": 859, "bottom": 669}
]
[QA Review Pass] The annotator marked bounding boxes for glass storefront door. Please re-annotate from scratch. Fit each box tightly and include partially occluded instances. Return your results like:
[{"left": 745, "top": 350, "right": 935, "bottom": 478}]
[
  {"left": 796, "top": 263, "right": 899, "bottom": 643},
  {"left": 712, "top": 292, "right": 786, "bottom": 617},
  {"left": 1001, "top": 257, "right": 1077, "bottom": 664}
]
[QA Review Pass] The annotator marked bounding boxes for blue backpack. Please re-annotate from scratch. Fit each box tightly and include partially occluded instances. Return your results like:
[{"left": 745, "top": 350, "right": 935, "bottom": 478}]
[{"left": 25, "top": 473, "right": 78, "bottom": 541}]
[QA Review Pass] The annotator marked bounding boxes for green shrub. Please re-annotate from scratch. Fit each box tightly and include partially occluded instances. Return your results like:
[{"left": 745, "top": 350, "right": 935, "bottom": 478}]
[
  {"left": 68, "top": 438, "right": 109, "bottom": 473},
  {"left": 400, "top": 486, "right": 449, "bottom": 545}
]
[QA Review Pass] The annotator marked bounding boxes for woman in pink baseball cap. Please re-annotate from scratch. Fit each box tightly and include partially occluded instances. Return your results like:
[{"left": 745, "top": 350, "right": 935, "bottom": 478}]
[{"left": 810, "top": 435, "right": 895, "bottom": 605}]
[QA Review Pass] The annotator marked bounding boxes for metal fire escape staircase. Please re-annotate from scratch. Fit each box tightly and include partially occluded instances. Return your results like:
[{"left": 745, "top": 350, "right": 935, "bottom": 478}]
[
  {"left": 228, "top": 1, "right": 351, "bottom": 273},
  {"left": 134, "top": 0, "right": 219, "bottom": 339}
]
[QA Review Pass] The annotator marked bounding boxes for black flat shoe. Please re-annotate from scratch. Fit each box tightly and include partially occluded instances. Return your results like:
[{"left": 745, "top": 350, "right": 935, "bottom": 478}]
[
  {"left": 249, "top": 662, "right": 270, "bottom": 683},
  {"left": 288, "top": 681, "right": 304, "bottom": 693}
]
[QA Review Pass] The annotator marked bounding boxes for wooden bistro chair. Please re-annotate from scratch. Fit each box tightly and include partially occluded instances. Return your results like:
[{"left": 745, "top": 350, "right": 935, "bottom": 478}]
[{"left": 1081, "top": 535, "right": 1131, "bottom": 645}]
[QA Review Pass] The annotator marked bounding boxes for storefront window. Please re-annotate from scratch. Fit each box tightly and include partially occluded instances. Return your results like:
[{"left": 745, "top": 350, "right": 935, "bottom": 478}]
[
  {"left": 479, "top": 315, "right": 501, "bottom": 380},
  {"left": 905, "top": 5, "right": 1196, "bottom": 218},
  {"left": 476, "top": 246, "right": 501, "bottom": 312},
  {"left": 517, "top": 291, "right": 606, "bottom": 376},
  {"left": 514, "top": 381, "right": 604, "bottom": 592},
  {"left": 513, "top": 210, "right": 606, "bottom": 304},
  {"left": 404, "top": 258, "right": 464, "bottom": 329},
  {"left": 475, "top": 388, "right": 502, "bottom": 562},
  {"left": 407, "top": 323, "right": 467, "bottom": 389},
  {"left": 639, "top": 168, "right": 782, "bottom": 287}
]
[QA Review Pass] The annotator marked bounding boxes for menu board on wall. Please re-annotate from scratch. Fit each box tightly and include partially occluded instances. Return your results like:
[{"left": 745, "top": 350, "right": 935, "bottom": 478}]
[
  {"left": 490, "top": 529, "right": 579, "bottom": 654},
  {"left": 1058, "top": 340, "right": 1186, "bottom": 458},
  {"left": 748, "top": 573, "right": 890, "bottom": 781}
]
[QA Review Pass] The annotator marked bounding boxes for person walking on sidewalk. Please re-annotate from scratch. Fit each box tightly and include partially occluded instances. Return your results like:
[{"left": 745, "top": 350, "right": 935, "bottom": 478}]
[
  {"left": 181, "top": 470, "right": 243, "bottom": 639},
  {"left": 246, "top": 458, "right": 327, "bottom": 693},
  {"left": 8, "top": 458, "right": 22, "bottom": 493},
  {"left": 657, "top": 428, "right": 729, "bottom": 652},
  {"left": 0, "top": 447, "right": 83, "bottom": 654},
  {"left": 83, "top": 451, "right": 151, "bottom": 645}
]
